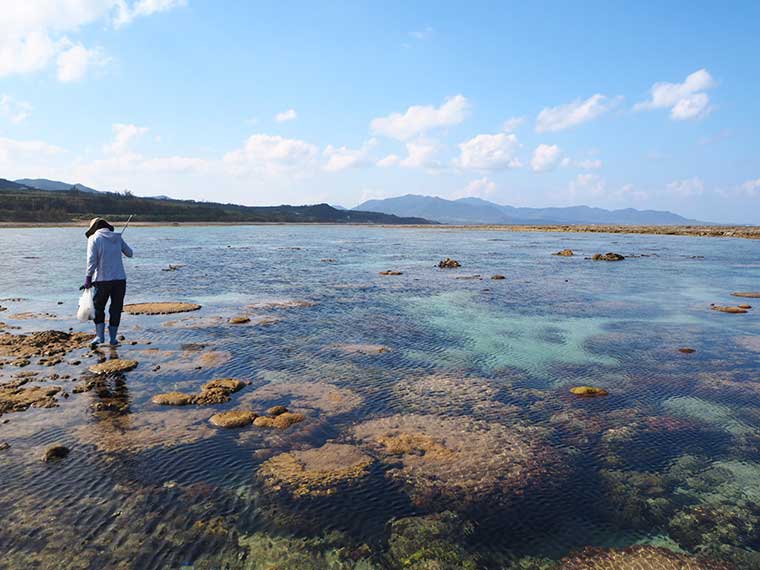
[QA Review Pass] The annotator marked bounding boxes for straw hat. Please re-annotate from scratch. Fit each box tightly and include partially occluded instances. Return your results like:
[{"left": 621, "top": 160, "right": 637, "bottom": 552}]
[{"left": 85, "top": 217, "right": 114, "bottom": 237}]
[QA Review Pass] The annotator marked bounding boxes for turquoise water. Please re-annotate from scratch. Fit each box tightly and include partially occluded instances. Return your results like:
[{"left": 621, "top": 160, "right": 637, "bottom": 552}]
[{"left": 0, "top": 226, "right": 759, "bottom": 569}]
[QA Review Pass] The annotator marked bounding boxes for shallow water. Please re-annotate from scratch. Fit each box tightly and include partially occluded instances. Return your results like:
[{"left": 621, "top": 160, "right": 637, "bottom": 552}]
[{"left": 1, "top": 226, "right": 759, "bottom": 569}]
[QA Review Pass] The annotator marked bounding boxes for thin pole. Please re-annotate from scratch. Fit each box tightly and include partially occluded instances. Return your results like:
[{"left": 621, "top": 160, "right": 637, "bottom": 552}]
[{"left": 120, "top": 214, "right": 134, "bottom": 235}]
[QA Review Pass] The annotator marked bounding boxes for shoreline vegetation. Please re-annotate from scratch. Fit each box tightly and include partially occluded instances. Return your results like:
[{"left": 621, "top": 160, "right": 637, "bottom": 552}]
[{"left": 0, "top": 220, "right": 757, "bottom": 239}]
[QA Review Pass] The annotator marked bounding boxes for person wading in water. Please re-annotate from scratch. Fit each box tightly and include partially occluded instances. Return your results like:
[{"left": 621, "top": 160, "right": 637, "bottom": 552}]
[{"left": 83, "top": 218, "right": 133, "bottom": 346}]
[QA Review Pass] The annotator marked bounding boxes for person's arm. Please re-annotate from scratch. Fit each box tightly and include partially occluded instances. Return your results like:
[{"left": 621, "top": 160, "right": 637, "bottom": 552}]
[
  {"left": 84, "top": 237, "right": 98, "bottom": 288},
  {"left": 121, "top": 237, "right": 133, "bottom": 258}
]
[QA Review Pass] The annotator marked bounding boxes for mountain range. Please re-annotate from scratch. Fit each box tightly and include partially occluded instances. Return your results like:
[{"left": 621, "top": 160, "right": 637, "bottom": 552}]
[
  {"left": 15, "top": 178, "right": 100, "bottom": 193},
  {"left": 354, "top": 194, "right": 706, "bottom": 226}
]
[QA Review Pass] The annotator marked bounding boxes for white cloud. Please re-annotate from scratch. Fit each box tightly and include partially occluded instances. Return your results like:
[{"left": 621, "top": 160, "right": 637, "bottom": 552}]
[
  {"left": 376, "top": 154, "right": 400, "bottom": 168},
  {"left": 223, "top": 134, "right": 318, "bottom": 176},
  {"left": 275, "top": 108, "right": 297, "bottom": 122},
  {"left": 740, "top": 178, "right": 760, "bottom": 196},
  {"left": 0, "top": 95, "right": 33, "bottom": 123},
  {"left": 451, "top": 177, "right": 497, "bottom": 200},
  {"left": 502, "top": 116, "right": 524, "bottom": 132},
  {"left": 0, "top": 1, "right": 184, "bottom": 80},
  {"left": 104, "top": 123, "right": 149, "bottom": 155},
  {"left": 536, "top": 94, "right": 619, "bottom": 133},
  {"left": 56, "top": 42, "right": 104, "bottom": 81},
  {"left": 667, "top": 176, "right": 704, "bottom": 197},
  {"left": 371, "top": 95, "right": 469, "bottom": 140},
  {"left": 0, "top": 136, "right": 63, "bottom": 168},
  {"left": 635, "top": 68, "right": 716, "bottom": 120},
  {"left": 323, "top": 139, "right": 375, "bottom": 172},
  {"left": 568, "top": 173, "right": 606, "bottom": 198},
  {"left": 455, "top": 132, "right": 521, "bottom": 170},
  {"left": 400, "top": 140, "right": 442, "bottom": 169},
  {"left": 617, "top": 183, "right": 648, "bottom": 201},
  {"left": 409, "top": 26, "right": 434, "bottom": 40},
  {"left": 575, "top": 159, "right": 603, "bottom": 170},
  {"left": 114, "top": 0, "right": 187, "bottom": 28},
  {"left": 531, "top": 143, "right": 562, "bottom": 172}
]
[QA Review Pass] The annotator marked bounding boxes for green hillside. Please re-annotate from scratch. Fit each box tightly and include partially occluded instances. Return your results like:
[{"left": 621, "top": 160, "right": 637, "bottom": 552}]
[{"left": 0, "top": 181, "right": 432, "bottom": 224}]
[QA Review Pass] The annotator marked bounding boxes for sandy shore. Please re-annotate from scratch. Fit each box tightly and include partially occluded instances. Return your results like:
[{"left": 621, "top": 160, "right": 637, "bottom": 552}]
[{"left": 0, "top": 221, "right": 757, "bottom": 239}]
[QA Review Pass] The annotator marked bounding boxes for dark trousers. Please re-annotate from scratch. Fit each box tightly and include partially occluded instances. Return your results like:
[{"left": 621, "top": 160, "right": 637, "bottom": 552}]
[{"left": 93, "top": 280, "right": 127, "bottom": 326}]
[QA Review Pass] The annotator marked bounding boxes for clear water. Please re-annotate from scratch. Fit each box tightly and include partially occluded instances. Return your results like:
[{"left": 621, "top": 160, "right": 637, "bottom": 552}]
[{"left": 0, "top": 226, "right": 759, "bottom": 569}]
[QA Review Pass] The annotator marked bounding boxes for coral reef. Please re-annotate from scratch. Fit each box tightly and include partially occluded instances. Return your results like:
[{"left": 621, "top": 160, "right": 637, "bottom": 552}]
[
  {"left": 560, "top": 545, "right": 735, "bottom": 569},
  {"left": 259, "top": 443, "right": 373, "bottom": 497},
  {"left": 353, "top": 414, "right": 564, "bottom": 509},
  {"left": 386, "top": 511, "right": 478, "bottom": 570},
  {"left": 123, "top": 302, "right": 201, "bottom": 315}
]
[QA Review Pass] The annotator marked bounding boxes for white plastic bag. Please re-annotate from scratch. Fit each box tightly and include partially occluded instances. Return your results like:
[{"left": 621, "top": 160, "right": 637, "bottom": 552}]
[{"left": 77, "top": 288, "right": 95, "bottom": 322}]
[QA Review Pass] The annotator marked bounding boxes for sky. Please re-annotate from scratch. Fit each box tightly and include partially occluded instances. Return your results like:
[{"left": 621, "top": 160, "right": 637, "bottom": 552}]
[{"left": 1, "top": 1, "right": 759, "bottom": 223}]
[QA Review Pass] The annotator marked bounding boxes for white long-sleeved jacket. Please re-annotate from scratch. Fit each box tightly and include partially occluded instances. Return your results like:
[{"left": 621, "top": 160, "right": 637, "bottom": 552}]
[{"left": 86, "top": 229, "right": 133, "bottom": 281}]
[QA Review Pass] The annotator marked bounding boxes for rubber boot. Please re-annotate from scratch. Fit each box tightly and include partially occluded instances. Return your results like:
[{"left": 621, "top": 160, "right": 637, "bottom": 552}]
[
  {"left": 108, "top": 325, "right": 120, "bottom": 346},
  {"left": 93, "top": 323, "right": 105, "bottom": 345}
]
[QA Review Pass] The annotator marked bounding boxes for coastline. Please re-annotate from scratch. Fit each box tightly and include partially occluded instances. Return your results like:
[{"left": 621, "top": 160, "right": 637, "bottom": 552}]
[{"left": 0, "top": 221, "right": 757, "bottom": 239}]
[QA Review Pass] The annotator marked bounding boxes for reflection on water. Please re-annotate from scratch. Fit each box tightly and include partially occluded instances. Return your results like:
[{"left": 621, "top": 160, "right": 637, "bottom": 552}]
[{"left": 0, "top": 226, "right": 759, "bottom": 569}]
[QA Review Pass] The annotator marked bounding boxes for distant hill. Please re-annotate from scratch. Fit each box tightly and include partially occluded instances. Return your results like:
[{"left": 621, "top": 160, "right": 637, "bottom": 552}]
[
  {"left": 14, "top": 178, "right": 100, "bottom": 193},
  {"left": 354, "top": 194, "right": 706, "bottom": 225},
  {"left": 0, "top": 184, "right": 432, "bottom": 225}
]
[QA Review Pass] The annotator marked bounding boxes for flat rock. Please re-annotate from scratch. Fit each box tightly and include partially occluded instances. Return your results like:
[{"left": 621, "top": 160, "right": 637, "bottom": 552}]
[
  {"left": 124, "top": 302, "right": 201, "bottom": 315},
  {"left": 89, "top": 359, "right": 138, "bottom": 374},
  {"left": 491, "top": 274, "right": 506, "bottom": 280},
  {"left": 228, "top": 316, "right": 251, "bottom": 324},
  {"left": 438, "top": 258, "right": 461, "bottom": 269},
  {"left": 570, "top": 386, "right": 609, "bottom": 397},
  {"left": 711, "top": 305, "right": 748, "bottom": 314},
  {"left": 379, "top": 270, "right": 403, "bottom": 276},
  {"left": 732, "top": 292, "right": 760, "bottom": 298},
  {"left": 266, "top": 405, "right": 288, "bottom": 416},
  {"left": 553, "top": 249, "right": 575, "bottom": 256},
  {"left": 151, "top": 391, "right": 194, "bottom": 406},
  {"left": 591, "top": 252, "right": 625, "bottom": 261},
  {"left": 209, "top": 410, "right": 257, "bottom": 428},
  {"left": 253, "top": 412, "right": 305, "bottom": 429}
]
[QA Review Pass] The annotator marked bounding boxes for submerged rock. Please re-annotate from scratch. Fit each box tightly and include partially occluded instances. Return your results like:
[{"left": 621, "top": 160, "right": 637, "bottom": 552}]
[
  {"left": 591, "top": 252, "right": 625, "bottom": 261},
  {"left": 387, "top": 511, "right": 478, "bottom": 570},
  {"left": 560, "top": 545, "right": 735, "bottom": 569},
  {"left": 353, "top": 414, "right": 565, "bottom": 509},
  {"left": 668, "top": 503, "right": 760, "bottom": 553},
  {"left": 553, "top": 249, "right": 574, "bottom": 256},
  {"left": 259, "top": 443, "right": 373, "bottom": 497},
  {"left": 438, "top": 258, "right": 461, "bottom": 269},
  {"left": 569, "top": 386, "right": 609, "bottom": 397},
  {"left": 209, "top": 410, "right": 257, "bottom": 428},
  {"left": 241, "top": 381, "right": 362, "bottom": 417},
  {"left": 43, "top": 444, "right": 70, "bottom": 462},
  {"left": 89, "top": 359, "right": 138, "bottom": 375},
  {"left": 253, "top": 412, "right": 305, "bottom": 429},
  {"left": 335, "top": 343, "right": 391, "bottom": 355},
  {"left": 123, "top": 302, "right": 201, "bottom": 315}
]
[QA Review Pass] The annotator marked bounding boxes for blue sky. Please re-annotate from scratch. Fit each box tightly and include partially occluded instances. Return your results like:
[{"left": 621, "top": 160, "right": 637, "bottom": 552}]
[{"left": 1, "top": 1, "right": 759, "bottom": 222}]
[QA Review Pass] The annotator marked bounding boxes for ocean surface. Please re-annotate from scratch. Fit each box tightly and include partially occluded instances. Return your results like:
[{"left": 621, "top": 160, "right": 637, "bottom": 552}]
[{"left": 1, "top": 225, "right": 759, "bottom": 569}]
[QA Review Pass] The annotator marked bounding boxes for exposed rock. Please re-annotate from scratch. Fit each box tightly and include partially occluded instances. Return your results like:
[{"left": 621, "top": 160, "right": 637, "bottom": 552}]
[
  {"left": 320, "top": 258, "right": 336, "bottom": 263},
  {"left": 560, "top": 545, "right": 735, "bottom": 569},
  {"left": 228, "top": 316, "right": 251, "bottom": 324},
  {"left": 193, "top": 378, "right": 246, "bottom": 405},
  {"left": 151, "top": 392, "right": 194, "bottom": 406},
  {"left": 591, "top": 252, "right": 625, "bottom": 261},
  {"left": 569, "top": 386, "right": 609, "bottom": 397},
  {"left": 266, "top": 405, "right": 288, "bottom": 416},
  {"left": 491, "top": 274, "right": 506, "bottom": 280},
  {"left": 259, "top": 443, "right": 373, "bottom": 497},
  {"left": 678, "top": 347, "right": 696, "bottom": 354},
  {"left": 553, "top": 249, "right": 574, "bottom": 256},
  {"left": 0, "top": 441, "right": 9, "bottom": 451},
  {"left": 0, "top": 380, "right": 62, "bottom": 415},
  {"left": 732, "top": 292, "right": 760, "bottom": 298},
  {"left": 738, "top": 304, "right": 752, "bottom": 309},
  {"left": 89, "top": 359, "right": 138, "bottom": 375},
  {"left": 710, "top": 305, "right": 749, "bottom": 314},
  {"left": 209, "top": 410, "right": 257, "bottom": 428},
  {"left": 379, "top": 270, "right": 403, "bottom": 276},
  {"left": 161, "top": 264, "right": 185, "bottom": 272},
  {"left": 0, "top": 330, "right": 91, "bottom": 360},
  {"left": 123, "top": 302, "right": 201, "bottom": 315},
  {"left": 438, "top": 258, "right": 461, "bottom": 269},
  {"left": 7, "top": 311, "right": 58, "bottom": 320},
  {"left": 253, "top": 412, "right": 305, "bottom": 429},
  {"left": 43, "top": 444, "right": 70, "bottom": 462}
]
